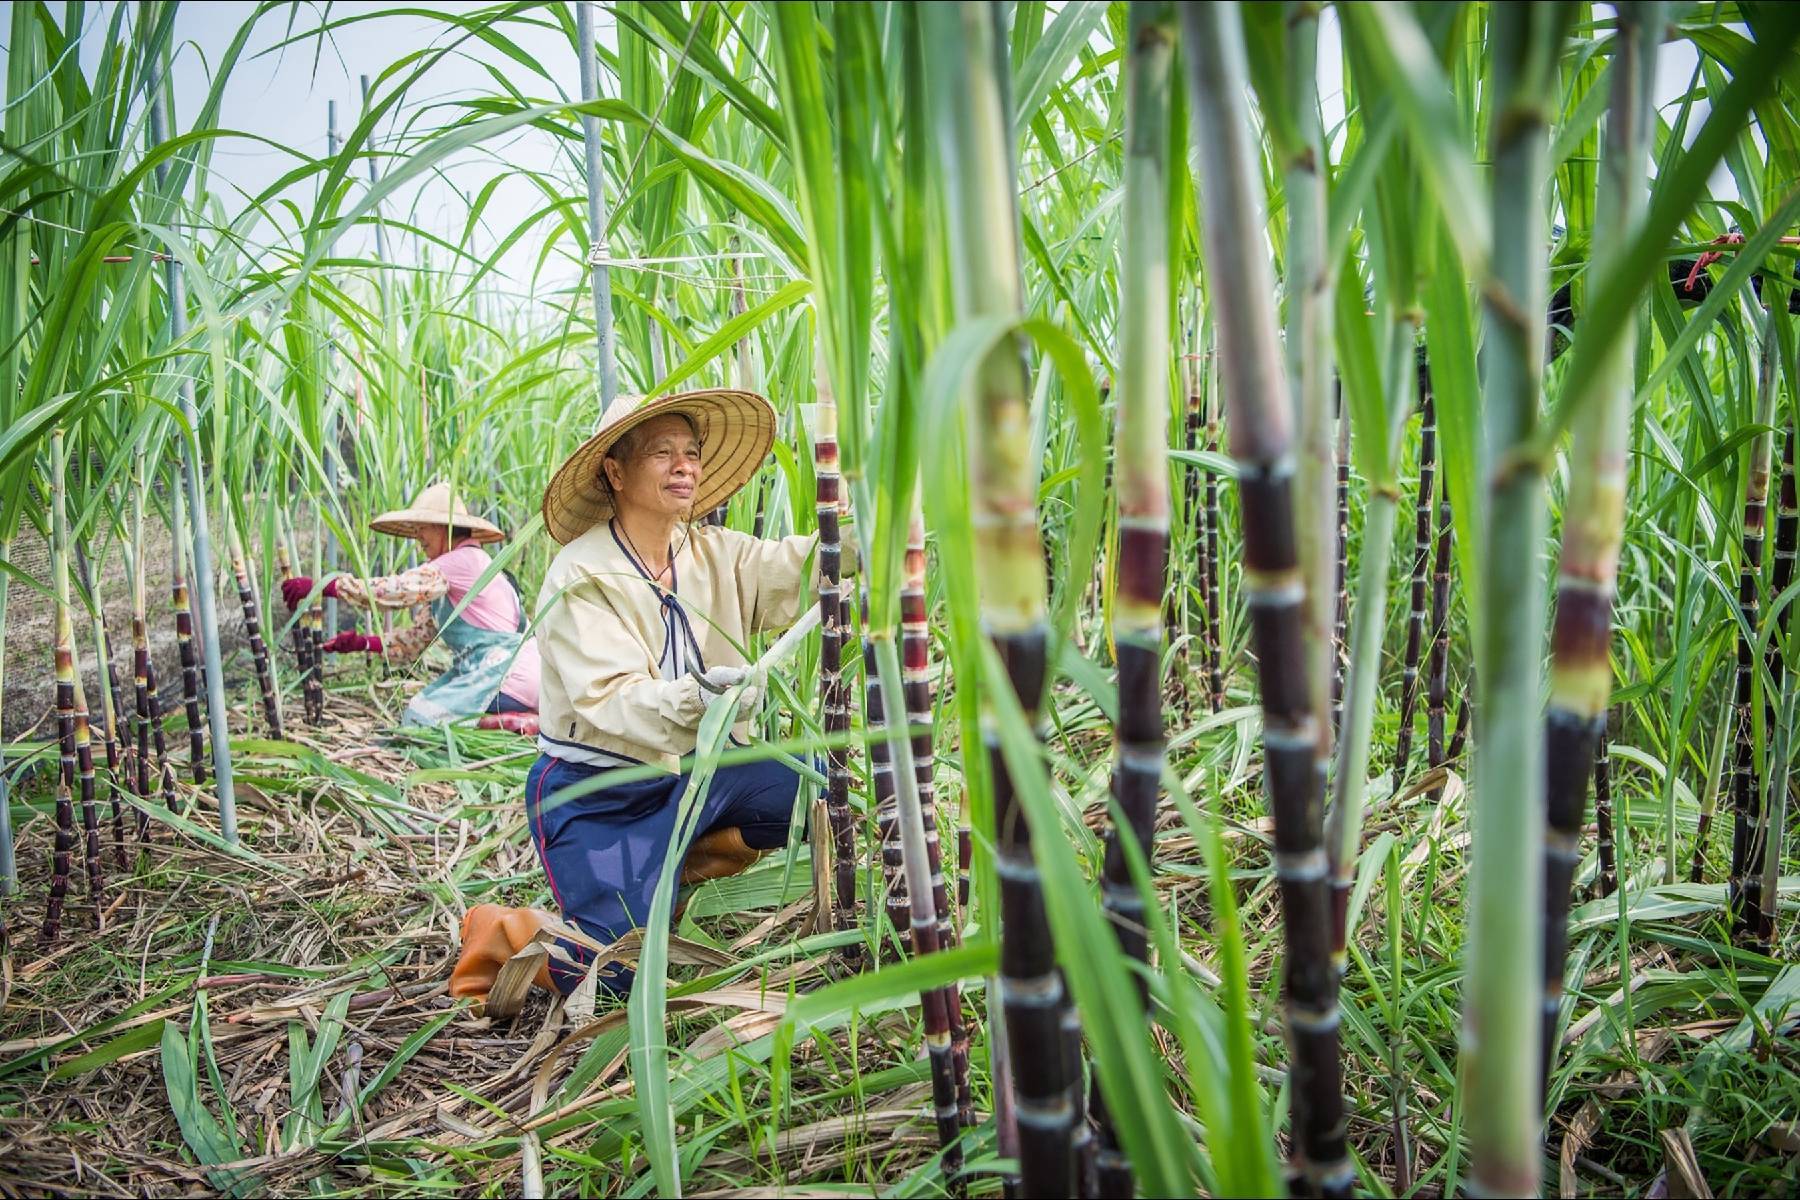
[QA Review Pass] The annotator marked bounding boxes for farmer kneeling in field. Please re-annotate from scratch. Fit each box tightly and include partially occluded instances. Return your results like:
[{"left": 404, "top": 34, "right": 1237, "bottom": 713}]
[
  {"left": 451, "top": 389, "right": 830, "bottom": 1002},
  {"left": 281, "top": 483, "right": 542, "bottom": 732}
]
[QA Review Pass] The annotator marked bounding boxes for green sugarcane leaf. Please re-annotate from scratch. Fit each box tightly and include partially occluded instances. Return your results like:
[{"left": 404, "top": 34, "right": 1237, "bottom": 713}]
[
  {"left": 50, "top": 1018, "right": 166, "bottom": 1080},
  {"left": 160, "top": 1020, "right": 253, "bottom": 1195}
]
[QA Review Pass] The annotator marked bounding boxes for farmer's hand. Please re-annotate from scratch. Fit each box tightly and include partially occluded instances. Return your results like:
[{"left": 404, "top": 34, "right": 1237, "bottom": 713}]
[
  {"left": 281, "top": 576, "right": 340, "bottom": 610},
  {"left": 706, "top": 681, "right": 761, "bottom": 715},
  {"left": 696, "top": 665, "right": 750, "bottom": 694},
  {"left": 321, "top": 632, "right": 381, "bottom": 655},
  {"left": 695, "top": 666, "right": 760, "bottom": 715}
]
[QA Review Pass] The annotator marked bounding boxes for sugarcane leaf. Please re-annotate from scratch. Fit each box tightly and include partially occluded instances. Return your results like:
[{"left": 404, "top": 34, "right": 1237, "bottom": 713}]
[
  {"left": 1335, "top": 254, "right": 1390, "bottom": 484},
  {"left": 1337, "top": 3, "right": 1489, "bottom": 279},
  {"left": 1012, "top": 1, "right": 1110, "bottom": 139},
  {"left": 159, "top": 1020, "right": 253, "bottom": 1195},
  {"left": 49, "top": 1018, "right": 166, "bottom": 1080},
  {"left": 1421, "top": 216, "right": 1484, "bottom": 629}
]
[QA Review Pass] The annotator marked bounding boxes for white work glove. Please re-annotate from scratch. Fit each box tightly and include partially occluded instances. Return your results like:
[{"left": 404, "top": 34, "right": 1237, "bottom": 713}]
[{"left": 695, "top": 665, "right": 762, "bottom": 715}]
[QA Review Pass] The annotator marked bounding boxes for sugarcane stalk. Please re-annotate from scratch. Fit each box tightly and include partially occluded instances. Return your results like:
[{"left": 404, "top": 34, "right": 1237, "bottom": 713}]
[
  {"left": 1280, "top": 0, "right": 1339, "bottom": 777},
  {"left": 276, "top": 514, "right": 321, "bottom": 725},
  {"left": 1093, "top": 7, "right": 1175, "bottom": 1192},
  {"left": 44, "top": 433, "right": 92, "bottom": 940},
  {"left": 872, "top": 633, "right": 966, "bottom": 1181},
  {"left": 1746, "top": 429, "right": 1796, "bottom": 947},
  {"left": 1187, "top": 346, "right": 1212, "bottom": 664},
  {"left": 1593, "top": 722, "right": 1616, "bottom": 899},
  {"left": 1393, "top": 393, "right": 1437, "bottom": 778},
  {"left": 227, "top": 519, "right": 284, "bottom": 738},
  {"left": 1448, "top": 685, "right": 1472, "bottom": 764},
  {"left": 0, "top": 536, "right": 14, "bottom": 895},
  {"left": 1542, "top": 6, "right": 1660, "bottom": 1096},
  {"left": 813, "top": 341, "right": 856, "bottom": 936},
  {"left": 171, "top": 483, "right": 207, "bottom": 785},
  {"left": 86, "top": 561, "right": 129, "bottom": 869},
  {"left": 1427, "top": 492, "right": 1453, "bottom": 771},
  {"left": 1205, "top": 421, "right": 1225, "bottom": 712},
  {"left": 1465, "top": 7, "right": 1568, "bottom": 1193},
  {"left": 74, "top": 542, "right": 125, "bottom": 782},
  {"left": 1758, "top": 672, "right": 1794, "bottom": 944},
  {"left": 1690, "top": 700, "right": 1733, "bottom": 881},
  {"left": 903, "top": 505, "right": 971, "bottom": 1127},
  {"left": 44, "top": 439, "right": 80, "bottom": 940},
  {"left": 926, "top": 5, "right": 1074, "bottom": 1192},
  {"left": 70, "top": 668, "right": 105, "bottom": 923},
  {"left": 1728, "top": 302, "right": 1780, "bottom": 943},
  {"left": 1182, "top": 5, "right": 1348, "bottom": 1192},
  {"left": 1333, "top": 383, "right": 1350, "bottom": 739},
  {"left": 147, "top": 73, "right": 238, "bottom": 841},
  {"left": 863, "top": 594, "right": 906, "bottom": 946}
]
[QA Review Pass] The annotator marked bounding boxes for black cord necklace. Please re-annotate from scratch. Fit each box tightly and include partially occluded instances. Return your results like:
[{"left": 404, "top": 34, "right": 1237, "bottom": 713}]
[{"left": 612, "top": 518, "right": 689, "bottom": 587}]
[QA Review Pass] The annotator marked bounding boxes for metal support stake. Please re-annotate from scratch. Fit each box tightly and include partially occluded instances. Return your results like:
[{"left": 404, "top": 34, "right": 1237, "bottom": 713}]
[
  {"left": 146, "top": 67, "right": 237, "bottom": 843},
  {"left": 577, "top": 0, "right": 618, "bottom": 408}
]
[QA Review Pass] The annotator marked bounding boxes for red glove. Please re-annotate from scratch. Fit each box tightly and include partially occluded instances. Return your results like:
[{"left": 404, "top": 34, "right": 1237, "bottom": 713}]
[
  {"left": 321, "top": 632, "right": 381, "bottom": 654},
  {"left": 280, "top": 576, "right": 339, "bottom": 610}
]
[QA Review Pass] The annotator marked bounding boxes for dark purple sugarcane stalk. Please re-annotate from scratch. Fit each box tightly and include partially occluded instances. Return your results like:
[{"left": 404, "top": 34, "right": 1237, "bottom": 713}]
[
  {"left": 1426, "top": 494, "right": 1453, "bottom": 772},
  {"left": 862, "top": 596, "right": 906, "bottom": 947},
  {"left": 1593, "top": 722, "right": 1616, "bottom": 899},
  {"left": 1333, "top": 381, "right": 1350, "bottom": 739},
  {"left": 229, "top": 531, "right": 284, "bottom": 738},
  {"left": 1393, "top": 393, "right": 1436, "bottom": 779},
  {"left": 1727, "top": 307, "right": 1779, "bottom": 943},
  {"left": 902, "top": 509, "right": 971, "bottom": 1128},
  {"left": 813, "top": 355, "right": 856, "bottom": 934},
  {"left": 1183, "top": 6, "right": 1347, "bottom": 1190}
]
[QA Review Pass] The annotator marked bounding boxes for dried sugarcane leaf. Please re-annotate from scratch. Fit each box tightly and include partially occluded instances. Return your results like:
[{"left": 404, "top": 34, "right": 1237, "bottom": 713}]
[
  {"left": 1559, "top": 1101, "right": 1601, "bottom": 1198},
  {"left": 484, "top": 940, "right": 550, "bottom": 1020},
  {"left": 1660, "top": 1127, "right": 1713, "bottom": 1199}
]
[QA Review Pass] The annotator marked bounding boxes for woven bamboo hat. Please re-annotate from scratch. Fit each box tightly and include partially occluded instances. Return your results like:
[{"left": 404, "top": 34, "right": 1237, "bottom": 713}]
[
  {"left": 541, "top": 388, "right": 776, "bottom": 545},
  {"left": 370, "top": 482, "right": 506, "bottom": 544}
]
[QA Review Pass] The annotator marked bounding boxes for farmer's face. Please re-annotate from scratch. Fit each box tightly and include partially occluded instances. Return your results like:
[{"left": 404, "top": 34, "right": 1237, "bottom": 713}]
[
  {"left": 605, "top": 414, "right": 703, "bottom": 519},
  {"left": 417, "top": 526, "right": 451, "bottom": 559}
]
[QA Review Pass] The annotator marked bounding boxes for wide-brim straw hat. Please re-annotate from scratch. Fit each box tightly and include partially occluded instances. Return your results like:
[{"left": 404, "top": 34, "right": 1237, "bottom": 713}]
[
  {"left": 370, "top": 481, "right": 506, "bottom": 544},
  {"left": 541, "top": 388, "right": 776, "bottom": 545}
]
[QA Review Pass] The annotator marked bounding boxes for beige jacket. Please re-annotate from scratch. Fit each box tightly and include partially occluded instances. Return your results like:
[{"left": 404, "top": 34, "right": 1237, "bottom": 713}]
[{"left": 535, "top": 521, "right": 820, "bottom": 772}]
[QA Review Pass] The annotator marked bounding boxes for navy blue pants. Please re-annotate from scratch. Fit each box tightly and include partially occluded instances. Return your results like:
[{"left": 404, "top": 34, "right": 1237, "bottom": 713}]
[
  {"left": 486, "top": 691, "right": 534, "bottom": 714},
  {"left": 524, "top": 752, "right": 803, "bottom": 995}
]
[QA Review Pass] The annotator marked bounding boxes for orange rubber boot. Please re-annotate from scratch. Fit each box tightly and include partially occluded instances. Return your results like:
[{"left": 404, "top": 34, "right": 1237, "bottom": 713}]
[
  {"left": 680, "top": 827, "right": 766, "bottom": 885},
  {"left": 449, "top": 904, "right": 556, "bottom": 1000}
]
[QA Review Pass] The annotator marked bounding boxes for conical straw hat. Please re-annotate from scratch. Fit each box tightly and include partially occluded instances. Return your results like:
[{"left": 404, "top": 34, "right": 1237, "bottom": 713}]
[
  {"left": 541, "top": 388, "right": 776, "bottom": 545},
  {"left": 370, "top": 482, "right": 506, "bottom": 544}
]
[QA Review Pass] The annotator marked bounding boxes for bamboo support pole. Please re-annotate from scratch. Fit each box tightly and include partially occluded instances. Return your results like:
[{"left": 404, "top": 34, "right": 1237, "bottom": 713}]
[
  {"left": 147, "top": 71, "right": 238, "bottom": 843},
  {"left": 323, "top": 102, "right": 343, "bottom": 639}
]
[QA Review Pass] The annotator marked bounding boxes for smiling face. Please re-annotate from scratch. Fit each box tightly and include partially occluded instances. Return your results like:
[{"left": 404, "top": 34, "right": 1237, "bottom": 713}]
[{"left": 602, "top": 412, "right": 704, "bottom": 520}]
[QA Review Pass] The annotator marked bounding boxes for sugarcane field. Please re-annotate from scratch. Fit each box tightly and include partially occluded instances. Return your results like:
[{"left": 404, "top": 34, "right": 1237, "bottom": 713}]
[{"left": 5, "top": 1, "right": 1800, "bottom": 1196}]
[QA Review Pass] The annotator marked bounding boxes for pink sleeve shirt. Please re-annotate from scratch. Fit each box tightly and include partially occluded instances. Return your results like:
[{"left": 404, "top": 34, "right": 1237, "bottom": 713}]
[{"left": 432, "top": 542, "right": 540, "bottom": 709}]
